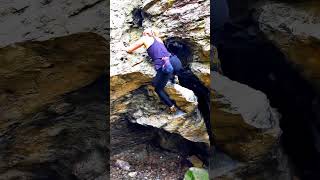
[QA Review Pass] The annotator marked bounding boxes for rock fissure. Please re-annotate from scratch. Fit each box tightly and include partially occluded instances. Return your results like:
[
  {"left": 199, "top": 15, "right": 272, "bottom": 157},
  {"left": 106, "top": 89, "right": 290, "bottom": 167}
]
[{"left": 215, "top": 2, "right": 320, "bottom": 178}]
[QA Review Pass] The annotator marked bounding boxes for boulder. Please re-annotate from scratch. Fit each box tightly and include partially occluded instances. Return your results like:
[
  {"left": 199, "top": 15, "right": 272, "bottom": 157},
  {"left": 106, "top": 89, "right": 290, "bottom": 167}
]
[
  {"left": 254, "top": 1, "right": 320, "bottom": 92},
  {"left": 190, "top": 62, "right": 210, "bottom": 88},
  {"left": 210, "top": 71, "right": 291, "bottom": 179},
  {"left": 211, "top": 71, "right": 281, "bottom": 161},
  {"left": 0, "top": 32, "right": 108, "bottom": 121},
  {"left": 111, "top": 85, "right": 209, "bottom": 144},
  {"left": 0, "top": 73, "right": 108, "bottom": 179}
]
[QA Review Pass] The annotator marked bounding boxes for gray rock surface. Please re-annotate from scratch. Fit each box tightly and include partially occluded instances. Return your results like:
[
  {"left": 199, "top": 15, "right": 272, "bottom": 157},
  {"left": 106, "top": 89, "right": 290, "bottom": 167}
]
[{"left": 0, "top": 0, "right": 109, "bottom": 47}]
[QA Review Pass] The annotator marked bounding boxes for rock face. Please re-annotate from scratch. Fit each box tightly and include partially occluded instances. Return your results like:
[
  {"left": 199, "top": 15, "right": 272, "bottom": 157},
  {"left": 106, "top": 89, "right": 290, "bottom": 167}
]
[
  {"left": 111, "top": 85, "right": 209, "bottom": 144},
  {"left": 210, "top": 71, "right": 290, "bottom": 179},
  {"left": 190, "top": 62, "right": 210, "bottom": 88},
  {"left": 252, "top": 2, "right": 320, "bottom": 178},
  {"left": 0, "top": 33, "right": 108, "bottom": 121},
  {"left": 0, "top": 0, "right": 109, "bottom": 47},
  {"left": 0, "top": 34, "right": 108, "bottom": 179},
  {"left": 255, "top": 1, "right": 320, "bottom": 92},
  {"left": 110, "top": 0, "right": 211, "bottom": 148},
  {"left": 211, "top": 71, "right": 281, "bottom": 161},
  {"left": 0, "top": 0, "right": 111, "bottom": 179},
  {"left": 142, "top": 0, "right": 210, "bottom": 62},
  {"left": 110, "top": 0, "right": 210, "bottom": 98}
]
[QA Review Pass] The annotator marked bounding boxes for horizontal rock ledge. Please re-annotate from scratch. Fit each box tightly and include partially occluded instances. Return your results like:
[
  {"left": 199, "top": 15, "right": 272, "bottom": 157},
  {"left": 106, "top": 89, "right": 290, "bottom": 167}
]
[{"left": 111, "top": 84, "right": 209, "bottom": 144}]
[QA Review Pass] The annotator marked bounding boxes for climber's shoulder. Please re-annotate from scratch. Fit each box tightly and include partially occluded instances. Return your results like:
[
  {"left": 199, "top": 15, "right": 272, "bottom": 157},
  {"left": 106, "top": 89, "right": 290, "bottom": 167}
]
[
  {"left": 141, "top": 36, "right": 154, "bottom": 47},
  {"left": 155, "top": 37, "right": 164, "bottom": 44}
]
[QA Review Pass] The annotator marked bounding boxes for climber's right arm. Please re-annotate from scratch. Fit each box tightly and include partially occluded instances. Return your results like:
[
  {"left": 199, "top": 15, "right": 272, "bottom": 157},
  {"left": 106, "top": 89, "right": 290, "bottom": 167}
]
[{"left": 126, "top": 38, "right": 145, "bottom": 54}]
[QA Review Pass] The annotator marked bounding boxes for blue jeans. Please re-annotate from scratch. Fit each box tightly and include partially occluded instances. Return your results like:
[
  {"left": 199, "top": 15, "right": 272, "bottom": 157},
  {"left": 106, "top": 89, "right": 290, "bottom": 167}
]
[
  {"left": 152, "top": 55, "right": 183, "bottom": 107},
  {"left": 169, "top": 55, "right": 183, "bottom": 82},
  {"left": 152, "top": 69, "right": 174, "bottom": 107}
]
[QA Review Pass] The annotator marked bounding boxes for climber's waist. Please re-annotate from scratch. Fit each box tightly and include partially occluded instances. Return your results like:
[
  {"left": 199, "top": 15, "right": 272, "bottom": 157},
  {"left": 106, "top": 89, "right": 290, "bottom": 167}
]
[{"left": 154, "top": 55, "right": 174, "bottom": 70}]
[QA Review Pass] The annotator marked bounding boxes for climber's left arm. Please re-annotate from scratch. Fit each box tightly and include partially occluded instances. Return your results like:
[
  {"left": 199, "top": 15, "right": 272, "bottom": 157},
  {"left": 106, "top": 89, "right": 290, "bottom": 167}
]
[{"left": 126, "top": 38, "right": 145, "bottom": 54}]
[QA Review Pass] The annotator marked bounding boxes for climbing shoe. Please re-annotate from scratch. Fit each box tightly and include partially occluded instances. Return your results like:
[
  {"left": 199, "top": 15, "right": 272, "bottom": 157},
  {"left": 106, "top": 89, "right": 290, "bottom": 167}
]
[
  {"left": 168, "top": 105, "right": 177, "bottom": 113},
  {"left": 172, "top": 110, "right": 186, "bottom": 119}
]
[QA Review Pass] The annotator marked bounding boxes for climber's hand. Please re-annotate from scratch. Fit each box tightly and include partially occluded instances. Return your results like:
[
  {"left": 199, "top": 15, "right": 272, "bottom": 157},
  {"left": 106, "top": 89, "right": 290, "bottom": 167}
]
[
  {"left": 126, "top": 38, "right": 144, "bottom": 54},
  {"left": 126, "top": 48, "right": 133, "bottom": 54}
]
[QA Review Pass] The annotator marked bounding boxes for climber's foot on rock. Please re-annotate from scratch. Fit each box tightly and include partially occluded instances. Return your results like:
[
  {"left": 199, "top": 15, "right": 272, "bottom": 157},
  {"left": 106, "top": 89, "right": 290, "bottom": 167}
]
[
  {"left": 172, "top": 110, "right": 186, "bottom": 119},
  {"left": 168, "top": 106, "right": 186, "bottom": 119},
  {"left": 169, "top": 105, "right": 177, "bottom": 113}
]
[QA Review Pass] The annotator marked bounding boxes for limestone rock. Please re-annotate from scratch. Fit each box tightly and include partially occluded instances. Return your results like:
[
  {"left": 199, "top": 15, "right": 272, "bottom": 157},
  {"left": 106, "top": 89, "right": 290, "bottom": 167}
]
[
  {"left": 211, "top": 71, "right": 281, "bottom": 162},
  {"left": 110, "top": 0, "right": 211, "bottom": 146},
  {"left": 110, "top": 0, "right": 210, "bottom": 102},
  {"left": 111, "top": 86, "right": 209, "bottom": 144},
  {"left": 164, "top": 83, "right": 198, "bottom": 113},
  {"left": 190, "top": 62, "right": 210, "bottom": 88},
  {"left": 143, "top": 0, "right": 210, "bottom": 62}
]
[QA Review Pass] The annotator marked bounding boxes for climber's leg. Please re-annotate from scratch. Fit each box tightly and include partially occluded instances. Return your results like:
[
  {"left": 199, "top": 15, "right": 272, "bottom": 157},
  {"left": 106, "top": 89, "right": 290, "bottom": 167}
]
[
  {"left": 169, "top": 55, "right": 184, "bottom": 83},
  {"left": 170, "top": 55, "right": 183, "bottom": 72},
  {"left": 152, "top": 70, "right": 174, "bottom": 107}
]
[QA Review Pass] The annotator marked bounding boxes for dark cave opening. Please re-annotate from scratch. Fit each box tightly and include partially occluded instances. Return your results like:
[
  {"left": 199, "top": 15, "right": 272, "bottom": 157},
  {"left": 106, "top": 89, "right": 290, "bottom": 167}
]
[
  {"left": 131, "top": 8, "right": 150, "bottom": 27},
  {"left": 164, "top": 37, "right": 213, "bottom": 147},
  {"left": 165, "top": 37, "right": 193, "bottom": 68},
  {"left": 215, "top": 20, "right": 320, "bottom": 179}
]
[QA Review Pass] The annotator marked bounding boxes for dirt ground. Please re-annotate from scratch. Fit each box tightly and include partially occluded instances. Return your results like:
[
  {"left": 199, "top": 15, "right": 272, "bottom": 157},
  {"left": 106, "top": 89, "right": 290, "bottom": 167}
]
[{"left": 110, "top": 118, "right": 191, "bottom": 180}]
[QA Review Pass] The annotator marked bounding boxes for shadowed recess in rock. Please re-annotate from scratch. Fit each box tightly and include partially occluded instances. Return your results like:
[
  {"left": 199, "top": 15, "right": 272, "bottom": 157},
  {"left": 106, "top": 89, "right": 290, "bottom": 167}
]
[
  {"left": 165, "top": 37, "right": 193, "bottom": 68},
  {"left": 111, "top": 111, "right": 210, "bottom": 164},
  {"left": 217, "top": 20, "right": 320, "bottom": 179},
  {"left": 131, "top": 8, "right": 149, "bottom": 27},
  {"left": 0, "top": 74, "right": 109, "bottom": 179},
  {"left": 164, "top": 38, "right": 213, "bottom": 146}
]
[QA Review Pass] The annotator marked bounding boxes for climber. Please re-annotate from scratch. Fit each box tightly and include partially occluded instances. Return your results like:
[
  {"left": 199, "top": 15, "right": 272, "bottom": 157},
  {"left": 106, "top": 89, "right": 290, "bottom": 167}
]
[{"left": 126, "top": 27, "right": 185, "bottom": 117}]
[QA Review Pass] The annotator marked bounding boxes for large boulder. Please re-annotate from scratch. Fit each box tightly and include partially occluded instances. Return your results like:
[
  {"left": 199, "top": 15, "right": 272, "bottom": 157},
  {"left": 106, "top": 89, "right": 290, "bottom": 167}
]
[
  {"left": 211, "top": 71, "right": 281, "bottom": 161},
  {"left": 0, "top": 34, "right": 108, "bottom": 179},
  {"left": 254, "top": 0, "right": 320, "bottom": 163},
  {"left": 210, "top": 71, "right": 290, "bottom": 179},
  {"left": 0, "top": 32, "right": 107, "bottom": 121},
  {"left": 111, "top": 84, "right": 209, "bottom": 144},
  {"left": 190, "top": 62, "right": 210, "bottom": 88},
  {"left": 254, "top": 1, "right": 320, "bottom": 92}
]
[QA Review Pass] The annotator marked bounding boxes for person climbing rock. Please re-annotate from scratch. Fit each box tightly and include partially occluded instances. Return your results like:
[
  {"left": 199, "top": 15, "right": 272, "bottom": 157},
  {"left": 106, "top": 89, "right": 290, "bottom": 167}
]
[{"left": 126, "top": 27, "right": 185, "bottom": 117}]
